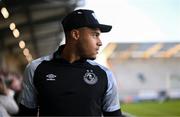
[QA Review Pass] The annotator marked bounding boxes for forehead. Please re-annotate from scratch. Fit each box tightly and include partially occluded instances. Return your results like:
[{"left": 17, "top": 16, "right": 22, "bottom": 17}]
[{"left": 79, "top": 27, "right": 101, "bottom": 33}]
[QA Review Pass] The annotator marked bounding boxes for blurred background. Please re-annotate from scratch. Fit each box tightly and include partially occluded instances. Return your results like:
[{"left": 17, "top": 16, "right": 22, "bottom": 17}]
[{"left": 0, "top": 0, "right": 180, "bottom": 116}]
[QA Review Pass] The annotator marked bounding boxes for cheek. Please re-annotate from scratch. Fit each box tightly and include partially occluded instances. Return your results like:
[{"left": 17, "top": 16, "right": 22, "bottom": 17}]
[
  {"left": 82, "top": 40, "right": 96, "bottom": 52},
  {"left": 76, "top": 42, "right": 90, "bottom": 57},
  {"left": 83, "top": 36, "right": 96, "bottom": 47},
  {"left": 78, "top": 34, "right": 97, "bottom": 56}
]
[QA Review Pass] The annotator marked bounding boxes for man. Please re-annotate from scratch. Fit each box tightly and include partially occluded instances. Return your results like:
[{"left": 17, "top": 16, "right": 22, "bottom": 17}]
[{"left": 18, "top": 9, "right": 122, "bottom": 116}]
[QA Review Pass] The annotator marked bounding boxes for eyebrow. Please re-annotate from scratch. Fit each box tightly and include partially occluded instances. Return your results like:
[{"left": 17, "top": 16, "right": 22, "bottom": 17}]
[
  {"left": 91, "top": 29, "right": 101, "bottom": 35},
  {"left": 94, "top": 31, "right": 100, "bottom": 36}
]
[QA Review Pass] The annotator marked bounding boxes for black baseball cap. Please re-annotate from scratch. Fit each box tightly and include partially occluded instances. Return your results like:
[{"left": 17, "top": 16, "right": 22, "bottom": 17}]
[{"left": 61, "top": 9, "right": 112, "bottom": 33}]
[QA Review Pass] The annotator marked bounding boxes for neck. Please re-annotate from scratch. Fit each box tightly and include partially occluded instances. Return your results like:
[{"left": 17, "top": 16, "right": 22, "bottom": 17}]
[{"left": 61, "top": 43, "right": 80, "bottom": 63}]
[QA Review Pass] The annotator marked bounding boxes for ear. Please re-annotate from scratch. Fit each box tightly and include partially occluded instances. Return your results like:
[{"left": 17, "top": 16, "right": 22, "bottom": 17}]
[{"left": 71, "top": 29, "right": 79, "bottom": 40}]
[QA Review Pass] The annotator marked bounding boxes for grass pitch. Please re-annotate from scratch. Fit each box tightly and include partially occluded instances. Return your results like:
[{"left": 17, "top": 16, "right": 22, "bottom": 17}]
[{"left": 121, "top": 100, "right": 180, "bottom": 117}]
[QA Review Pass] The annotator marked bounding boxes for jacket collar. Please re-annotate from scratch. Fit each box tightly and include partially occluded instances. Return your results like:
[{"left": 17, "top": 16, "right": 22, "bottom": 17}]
[{"left": 53, "top": 45, "right": 87, "bottom": 63}]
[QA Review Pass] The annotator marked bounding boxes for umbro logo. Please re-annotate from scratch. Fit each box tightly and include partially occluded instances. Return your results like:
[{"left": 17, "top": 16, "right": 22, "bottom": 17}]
[{"left": 46, "top": 74, "right": 56, "bottom": 81}]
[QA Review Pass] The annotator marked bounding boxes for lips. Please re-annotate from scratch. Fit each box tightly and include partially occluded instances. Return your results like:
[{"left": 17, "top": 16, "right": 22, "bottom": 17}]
[{"left": 96, "top": 49, "right": 99, "bottom": 54}]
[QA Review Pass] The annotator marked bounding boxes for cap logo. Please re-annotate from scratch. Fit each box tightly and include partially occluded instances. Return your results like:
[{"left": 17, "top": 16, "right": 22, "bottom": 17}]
[
  {"left": 77, "top": 11, "right": 83, "bottom": 14},
  {"left": 92, "top": 13, "right": 98, "bottom": 20}
]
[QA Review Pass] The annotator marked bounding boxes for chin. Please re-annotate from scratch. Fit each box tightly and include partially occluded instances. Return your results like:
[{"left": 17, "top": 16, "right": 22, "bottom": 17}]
[
  {"left": 83, "top": 54, "right": 97, "bottom": 60},
  {"left": 88, "top": 57, "right": 96, "bottom": 60},
  {"left": 87, "top": 56, "right": 96, "bottom": 60}
]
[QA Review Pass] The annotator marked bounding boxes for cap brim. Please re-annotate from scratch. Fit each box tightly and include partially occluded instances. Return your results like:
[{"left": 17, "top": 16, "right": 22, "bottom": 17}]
[
  {"left": 89, "top": 24, "right": 112, "bottom": 33},
  {"left": 98, "top": 24, "right": 112, "bottom": 32}
]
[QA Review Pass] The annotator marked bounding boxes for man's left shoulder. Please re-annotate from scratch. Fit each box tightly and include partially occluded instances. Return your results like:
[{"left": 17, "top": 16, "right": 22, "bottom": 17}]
[{"left": 86, "top": 60, "right": 110, "bottom": 72}]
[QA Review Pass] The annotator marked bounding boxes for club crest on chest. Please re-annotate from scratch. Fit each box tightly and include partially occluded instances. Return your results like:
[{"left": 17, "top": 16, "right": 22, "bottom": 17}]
[{"left": 83, "top": 70, "right": 98, "bottom": 85}]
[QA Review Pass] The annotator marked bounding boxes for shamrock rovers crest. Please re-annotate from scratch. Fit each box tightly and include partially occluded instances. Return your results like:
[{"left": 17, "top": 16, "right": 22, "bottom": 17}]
[{"left": 83, "top": 70, "right": 98, "bottom": 85}]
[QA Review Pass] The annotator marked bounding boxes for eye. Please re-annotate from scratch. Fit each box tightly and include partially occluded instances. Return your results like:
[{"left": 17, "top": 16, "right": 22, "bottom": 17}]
[{"left": 92, "top": 32, "right": 100, "bottom": 38}]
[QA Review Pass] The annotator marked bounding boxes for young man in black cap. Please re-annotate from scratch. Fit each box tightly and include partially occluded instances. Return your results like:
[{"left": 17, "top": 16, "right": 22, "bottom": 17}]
[{"left": 18, "top": 9, "right": 122, "bottom": 116}]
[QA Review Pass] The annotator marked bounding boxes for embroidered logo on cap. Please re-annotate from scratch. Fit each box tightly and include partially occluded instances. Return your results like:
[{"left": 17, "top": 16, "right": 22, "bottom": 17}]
[
  {"left": 77, "top": 11, "right": 83, "bottom": 14},
  {"left": 83, "top": 70, "right": 98, "bottom": 85},
  {"left": 92, "top": 13, "right": 98, "bottom": 20}
]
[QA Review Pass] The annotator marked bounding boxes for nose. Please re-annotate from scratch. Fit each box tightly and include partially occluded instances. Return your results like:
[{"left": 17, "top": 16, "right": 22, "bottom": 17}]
[{"left": 97, "top": 38, "right": 102, "bottom": 46}]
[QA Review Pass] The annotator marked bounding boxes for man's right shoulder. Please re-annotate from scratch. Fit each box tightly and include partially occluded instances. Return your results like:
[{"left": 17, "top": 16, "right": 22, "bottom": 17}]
[{"left": 26, "top": 54, "right": 53, "bottom": 71}]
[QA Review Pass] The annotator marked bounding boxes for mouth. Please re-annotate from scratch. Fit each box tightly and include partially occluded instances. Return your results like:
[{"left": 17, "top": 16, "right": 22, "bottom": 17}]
[{"left": 96, "top": 49, "right": 99, "bottom": 54}]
